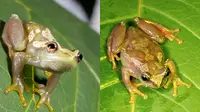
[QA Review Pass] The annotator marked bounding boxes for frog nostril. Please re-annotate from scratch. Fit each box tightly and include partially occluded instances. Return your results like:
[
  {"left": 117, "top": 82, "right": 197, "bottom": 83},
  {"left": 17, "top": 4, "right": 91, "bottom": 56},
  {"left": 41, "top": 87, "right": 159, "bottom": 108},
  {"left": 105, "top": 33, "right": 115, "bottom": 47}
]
[{"left": 77, "top": 54, "right": 83, "bottom": 63}]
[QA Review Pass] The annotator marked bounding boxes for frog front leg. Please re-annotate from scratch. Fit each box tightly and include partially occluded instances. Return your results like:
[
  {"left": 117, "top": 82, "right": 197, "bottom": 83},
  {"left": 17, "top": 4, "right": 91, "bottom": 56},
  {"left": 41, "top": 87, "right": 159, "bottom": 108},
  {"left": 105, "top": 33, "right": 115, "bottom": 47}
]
[
  {"left": 34, "top": 72, "right": 61, "bottom": 112},
  {"left": 122, "top": 67, "right": 147, "bottom": 103},
  {"left": 134, "top": 17, "right": 183, "bottom": 44},
  {"left": 107, "top": 22, "right": 126, "bottom": 69},
  {"left": 164, "top": 59, "right": 191, "bottom": 96}
]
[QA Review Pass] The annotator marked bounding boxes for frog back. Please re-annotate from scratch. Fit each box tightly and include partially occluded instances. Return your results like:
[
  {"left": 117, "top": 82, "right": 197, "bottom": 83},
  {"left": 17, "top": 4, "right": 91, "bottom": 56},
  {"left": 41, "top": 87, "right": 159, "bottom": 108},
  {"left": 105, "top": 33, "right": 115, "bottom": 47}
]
[{"left": 120, "top": 29, "right": 165, "bottom": 68}]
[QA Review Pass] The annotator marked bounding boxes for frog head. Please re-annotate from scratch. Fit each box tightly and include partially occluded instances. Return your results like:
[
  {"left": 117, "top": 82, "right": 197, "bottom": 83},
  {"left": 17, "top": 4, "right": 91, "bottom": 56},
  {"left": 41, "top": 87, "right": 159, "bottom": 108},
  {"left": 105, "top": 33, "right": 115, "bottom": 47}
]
[
  {"left": 139, "top": 67, "right": 169, "bottom": 88},
  {"left": 40, "top": 41, "right": 83, "bottom": 73}
]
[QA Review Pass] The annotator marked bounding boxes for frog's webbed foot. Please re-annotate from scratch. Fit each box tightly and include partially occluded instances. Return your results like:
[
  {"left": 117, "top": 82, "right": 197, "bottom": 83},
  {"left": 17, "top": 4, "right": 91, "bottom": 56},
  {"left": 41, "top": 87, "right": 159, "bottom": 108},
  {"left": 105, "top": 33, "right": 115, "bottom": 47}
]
[
  {"left": 172, "top": 77, "right": 191, "bottom": 96},
  {"left": 160, "top": 28, "right": 183, "bottom": 44},
  {"left": 33, "top": 88, "right": 53, "bottom": 112},
  {"left": 33, "top": 73, "right": 60, "bottom": 112},
  {"left": 4, "top": 79, "right": 30, "bottom": 107},
  {"left": 164, "top": 59, "right": 191, "bottom": 96},
  {"left": 122, "top": 67, "right": 148, "bottom": 104},
  {"left": 129, "top": 83, "right": 148, "bottom": 104}
]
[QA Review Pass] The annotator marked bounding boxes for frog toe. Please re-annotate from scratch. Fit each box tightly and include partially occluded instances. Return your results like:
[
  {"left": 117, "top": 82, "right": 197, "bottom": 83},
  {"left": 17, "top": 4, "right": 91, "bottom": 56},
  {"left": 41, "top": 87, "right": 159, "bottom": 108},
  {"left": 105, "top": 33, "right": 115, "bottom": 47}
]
[
  {"left": 129, "top": 100, "right": 135, "bottom": 104},
  {"left": 34, "top": 88, "right": 54, "bottom": 112},
  {"left": 129, "top": 93, "right": 148, "bottom": 104},
  {"left": 170, "top": 28, "right": 180, "bottom": 33},
  {"left": 4, "top": 83, "right": 27, "bottom": 107},
  {"left": 143, "top": 94, "right": 148, "bottom": 99},
  {"left": 163, "top": 85, "right": 168, "bottom": 89},
  {"left": 172, "top": 78, "right": 191, "bottom": 96},
  {"left": 36, "top": 94, "right": 54, "bottom": 112}
]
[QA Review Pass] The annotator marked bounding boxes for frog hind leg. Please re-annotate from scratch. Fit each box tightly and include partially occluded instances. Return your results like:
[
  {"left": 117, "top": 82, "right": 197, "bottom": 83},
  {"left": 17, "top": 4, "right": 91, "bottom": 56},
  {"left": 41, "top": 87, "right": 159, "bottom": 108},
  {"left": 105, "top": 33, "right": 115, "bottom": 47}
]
[
  {"left": 4, "top": 52, "right": 30, "bottom": 107},
  {"left": 164, "top": 59, "right": 191, "bottom": 96},
  {"left": 3, "top": 15, "right": 30, "bottom": 107},
  {"left": 107, "top": 21, "right": 126, "bottom": 69},
  {"left": 33, "top": 72, "right": 61, "bottom": 112},
  {"left": 134, "top": 17, "right": 183, "bottom": 44},
  {"left": 5, "top": 14, "right": 27, "bottom": 52},
  {"left": 2, "top": 19, "right": 14, "bottom": 58},
  {"left": 122, "top": 67, "right": 148, "bottom": 103}
]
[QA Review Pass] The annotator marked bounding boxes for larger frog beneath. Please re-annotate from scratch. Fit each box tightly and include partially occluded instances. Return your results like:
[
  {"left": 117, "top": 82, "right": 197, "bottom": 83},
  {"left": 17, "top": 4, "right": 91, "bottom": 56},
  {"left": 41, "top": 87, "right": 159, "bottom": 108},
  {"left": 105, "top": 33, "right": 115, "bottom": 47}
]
[
  {"left": 2, "top": 14, "right": 83, "bottom": 111},
  {"left": 107, "top": 17, "right": 191, "bottom": 103}
]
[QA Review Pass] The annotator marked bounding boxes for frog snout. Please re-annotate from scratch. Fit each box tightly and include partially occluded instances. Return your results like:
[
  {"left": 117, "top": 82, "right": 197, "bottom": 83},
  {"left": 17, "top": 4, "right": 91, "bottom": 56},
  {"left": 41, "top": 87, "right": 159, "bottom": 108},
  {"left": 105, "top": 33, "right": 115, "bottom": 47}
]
[{"left": 77, "top": 53, "right": 83, "bottom": 63}]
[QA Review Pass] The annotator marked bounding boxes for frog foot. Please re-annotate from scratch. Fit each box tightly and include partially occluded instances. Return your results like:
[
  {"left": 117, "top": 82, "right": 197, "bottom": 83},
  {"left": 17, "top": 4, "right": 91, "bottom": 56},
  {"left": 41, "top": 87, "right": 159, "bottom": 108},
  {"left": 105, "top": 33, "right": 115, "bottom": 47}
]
[
  {"left": 129, "top": 92, "right": 148, "bottom": 104},
  {"left": 129, "top": 84, "right": 148, "bottom": 104},
  {"left": 114, "top": 54, "right": 120, "bottom": 61},
  {"left": 159, "top": 27, "right": 182, "bottom": 44},
  {"left": 33, "top": 88, "right": 54, "bottom": 112},
  {"left": 4, "top": 80, "right": 30, "bottom": 107},
  {"left": 172, "top": 78, "right": 191, "bottom": 97}
]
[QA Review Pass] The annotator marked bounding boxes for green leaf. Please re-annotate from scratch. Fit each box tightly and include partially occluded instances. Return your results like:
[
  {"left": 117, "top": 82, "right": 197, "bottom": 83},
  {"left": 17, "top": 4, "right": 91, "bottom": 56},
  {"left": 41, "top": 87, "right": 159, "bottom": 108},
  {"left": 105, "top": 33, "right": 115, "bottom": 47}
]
[
  {"left": 0, "top": 0, "right": 99, "bottom": 112},
  {"left": 100, "top": 0, "right": 200, "bottom": 112}
]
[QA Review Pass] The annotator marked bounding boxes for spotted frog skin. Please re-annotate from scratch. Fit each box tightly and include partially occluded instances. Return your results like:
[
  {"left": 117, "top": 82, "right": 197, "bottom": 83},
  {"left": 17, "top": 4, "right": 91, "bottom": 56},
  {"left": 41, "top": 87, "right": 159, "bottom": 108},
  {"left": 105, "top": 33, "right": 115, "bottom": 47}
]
[
  {"left": 107, "top": 17, "right": 191, "bottom": 103},
  {"left": 2, "top": 14, "right": 83, "bottom": 111}
]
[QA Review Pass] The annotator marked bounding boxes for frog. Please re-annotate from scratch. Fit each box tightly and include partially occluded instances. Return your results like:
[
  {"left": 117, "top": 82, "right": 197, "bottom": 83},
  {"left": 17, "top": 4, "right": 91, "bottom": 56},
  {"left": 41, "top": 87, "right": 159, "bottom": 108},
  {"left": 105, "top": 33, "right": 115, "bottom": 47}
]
[
  {"left": 2, "top": 14, "right": 83, "bottom": 111},
  {"left": 107, "top": 17, "right": 191, "bottom": 103}
]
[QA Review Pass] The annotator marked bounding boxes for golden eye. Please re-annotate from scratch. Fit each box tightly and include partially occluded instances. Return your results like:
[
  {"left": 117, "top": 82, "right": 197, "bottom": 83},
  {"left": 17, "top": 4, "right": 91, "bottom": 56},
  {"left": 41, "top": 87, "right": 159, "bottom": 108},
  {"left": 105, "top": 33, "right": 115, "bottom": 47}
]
[{"left": 47, "top": 42, "right": 58, "bottom": 52}]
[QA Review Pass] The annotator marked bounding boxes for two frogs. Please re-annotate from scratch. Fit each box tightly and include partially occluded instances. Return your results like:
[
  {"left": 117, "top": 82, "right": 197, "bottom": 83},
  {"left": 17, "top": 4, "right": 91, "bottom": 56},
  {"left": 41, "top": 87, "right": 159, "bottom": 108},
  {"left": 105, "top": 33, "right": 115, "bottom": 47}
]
[{"left": 1, "top": 14, "right": 192, "bottom": 111}]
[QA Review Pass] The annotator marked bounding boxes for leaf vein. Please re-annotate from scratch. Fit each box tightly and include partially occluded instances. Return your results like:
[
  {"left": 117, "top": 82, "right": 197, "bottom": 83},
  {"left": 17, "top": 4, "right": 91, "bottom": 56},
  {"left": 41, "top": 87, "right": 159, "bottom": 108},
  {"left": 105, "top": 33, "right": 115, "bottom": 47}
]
[
  {"left": 74, "top": 68, "right": 79, "bottom": 112},
  {"left": 14, "top": 0, "right": 31, "bottom": 20},
  {"left": 181, "top": 73, "right": 200, "bottom": 90},
  {"left": 150, "top": 89, "right": 189, "bottom": 112},
  {"left": 137, "top": 0, "right": 143, "bottom": 16},
  {"left": 100, "top": 78, "right": 120, "bottom": 90},
  {"left": 101, "top": 78, "right": 189, "bottom": 112},
  {"left": 176, "top": 0, "right": 200, "bottom": 14},
  {"left": 100, "top": 15, "right": 135, "bottom": 25}
]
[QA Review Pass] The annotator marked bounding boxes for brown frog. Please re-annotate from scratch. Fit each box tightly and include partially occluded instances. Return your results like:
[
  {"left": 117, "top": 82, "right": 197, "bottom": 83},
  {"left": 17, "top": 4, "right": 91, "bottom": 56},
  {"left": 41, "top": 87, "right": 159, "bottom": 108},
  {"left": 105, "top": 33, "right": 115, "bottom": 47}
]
[{"left": 107, "top": 17, "right": 191, "bottom": 103}]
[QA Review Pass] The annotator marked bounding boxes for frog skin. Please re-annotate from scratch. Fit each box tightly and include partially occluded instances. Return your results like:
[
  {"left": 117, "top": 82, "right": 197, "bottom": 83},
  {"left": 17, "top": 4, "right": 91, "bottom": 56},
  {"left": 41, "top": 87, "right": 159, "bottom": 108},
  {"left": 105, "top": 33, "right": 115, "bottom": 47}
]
[
  {"left": 107, "top": 17, "right": 191, "bottom": 103},
  {"left": 2, "top": 14, "right": 83, "bottom": 111}
]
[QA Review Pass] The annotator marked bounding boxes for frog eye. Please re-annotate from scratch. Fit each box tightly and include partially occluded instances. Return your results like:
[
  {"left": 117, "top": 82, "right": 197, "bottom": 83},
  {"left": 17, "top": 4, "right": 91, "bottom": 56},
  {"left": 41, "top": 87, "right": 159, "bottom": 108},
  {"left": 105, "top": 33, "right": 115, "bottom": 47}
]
[
  {"left": 141, "top": 72, "right": 150, "bottom": 81},
  {"left": 47, "top": 42, "right": 58, "bottom": 52}
]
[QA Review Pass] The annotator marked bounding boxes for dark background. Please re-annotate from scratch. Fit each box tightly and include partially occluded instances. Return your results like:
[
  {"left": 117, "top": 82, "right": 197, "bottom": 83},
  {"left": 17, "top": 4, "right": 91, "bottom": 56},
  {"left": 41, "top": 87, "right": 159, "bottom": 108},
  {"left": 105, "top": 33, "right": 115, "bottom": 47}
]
[{"left": 76, "top": 0, "right": 96, "bottom": 20}]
